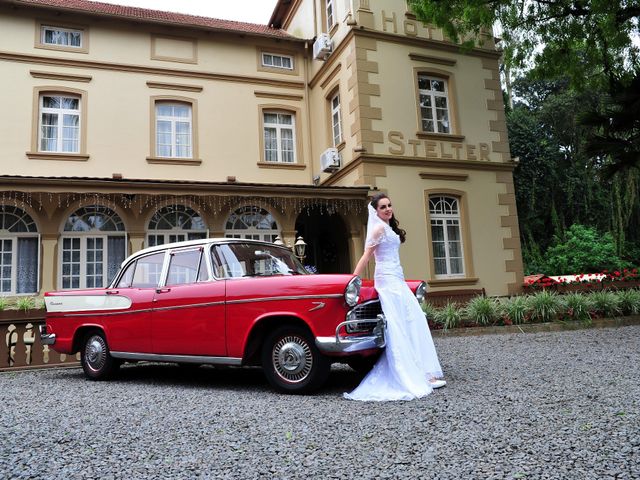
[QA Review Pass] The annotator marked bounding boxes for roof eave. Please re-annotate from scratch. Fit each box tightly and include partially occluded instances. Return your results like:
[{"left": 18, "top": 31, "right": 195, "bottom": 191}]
[{"left": 7, "top": 0, "right": 304, "bottom": 43}]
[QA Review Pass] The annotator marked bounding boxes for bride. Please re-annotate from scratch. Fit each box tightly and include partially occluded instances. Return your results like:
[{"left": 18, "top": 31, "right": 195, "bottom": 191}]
[{"left": 344, "top": 193, "right": 445, "bottom": 401}]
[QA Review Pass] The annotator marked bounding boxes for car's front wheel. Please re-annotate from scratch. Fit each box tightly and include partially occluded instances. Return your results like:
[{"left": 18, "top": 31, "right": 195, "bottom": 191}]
[
  {"left": 261, "top": 325, "right": 330, "bottom": 393},
  {"left": 81, "top": 331, "right": 119, "bottom": 380}
]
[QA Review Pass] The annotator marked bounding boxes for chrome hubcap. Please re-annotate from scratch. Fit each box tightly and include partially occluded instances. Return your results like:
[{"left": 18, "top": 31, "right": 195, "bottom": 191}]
[
  {"left": 85, "top": 336, "right": 106, "bottom": 371},
  {"left": 272, "top": 335, "right": 312, "bottom": 383}
]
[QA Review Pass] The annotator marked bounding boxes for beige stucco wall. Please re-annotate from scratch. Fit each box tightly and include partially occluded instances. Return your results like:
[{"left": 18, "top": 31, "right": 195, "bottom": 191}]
[{"left": 0, "top": 6, "right": 312, "bottom": 185}]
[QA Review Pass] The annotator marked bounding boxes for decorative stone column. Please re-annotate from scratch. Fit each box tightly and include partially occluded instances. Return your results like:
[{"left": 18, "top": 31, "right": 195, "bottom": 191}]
[
  {"left": 128, "top": 232, "right": 146, "bottom": 254},
  {"left": 40, "top": 233, "right": 59, "bottom": 294}
]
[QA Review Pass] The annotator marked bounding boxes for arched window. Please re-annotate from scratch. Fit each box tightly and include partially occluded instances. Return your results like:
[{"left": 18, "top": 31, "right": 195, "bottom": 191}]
[
  {"left": 147, "top": 205, "right": 208, "bottom": 247},
  {"left": 60, "top": 205, "right": 126, "bottom": 289},
  {"left": 429, "top": 196, "right": 464, "bottom": 276},
  {"left": 225, "top": 206, "right": 280, "bottom": 242},
  {"left": 0, "top": 206, "right": 39, "bottom": 295}
]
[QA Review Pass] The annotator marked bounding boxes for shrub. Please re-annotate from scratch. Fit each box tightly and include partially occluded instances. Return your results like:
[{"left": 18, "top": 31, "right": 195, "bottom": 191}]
[
  {"left": 562, "top": 293, "right": 591, "bottom": 322},
  {"left": 499, "top": 296, "right": 529, "bottom": 325},
  {"left": 589, "top": 290, "right": 621, "bottom": 317},
  {"left": 15, "top": 297, "right": 36, "bottom": 312},
  {"left": 617, "top": 289, "right": 640, "bottom": 316},
  {"left": 528, "top": 290, "right": 562, "bottom": 323},
  {"left": 465, "top": 296, "right": 498, "bottom": 326},
  {"left": 544, "top": 224, "right": 632, "bottom": 274},
  {"left": 422, "top": 302, "right": 439, "bottom": 328},
  {"left": 434, "top": 302, "right": 462, "bottom": 330},
  {"left": 0, "top": 298, "right": 7, "bottom": 311}
]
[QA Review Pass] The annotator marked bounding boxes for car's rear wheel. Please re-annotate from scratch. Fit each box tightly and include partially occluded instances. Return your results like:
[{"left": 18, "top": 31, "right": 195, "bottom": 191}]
[
  {"left": 261, "top": 325, "right": 330, "bottom": 394},
  {"left": 81, "top": 331, "right": 119, "bottom": 380}
]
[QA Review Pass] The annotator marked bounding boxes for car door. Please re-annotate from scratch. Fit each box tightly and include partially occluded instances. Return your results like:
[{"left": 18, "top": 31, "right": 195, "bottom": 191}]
[
  {"left": 151, "top": 246, "right": 226, "bottom": 356},
  {"left": 106, "top": 251, "right": 166, "bottom": 353}
]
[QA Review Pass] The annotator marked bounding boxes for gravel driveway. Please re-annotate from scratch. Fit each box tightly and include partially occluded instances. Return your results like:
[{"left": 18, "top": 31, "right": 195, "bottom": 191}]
[{"left": 2, "top": 325, "right": 639, "bottom": 479}]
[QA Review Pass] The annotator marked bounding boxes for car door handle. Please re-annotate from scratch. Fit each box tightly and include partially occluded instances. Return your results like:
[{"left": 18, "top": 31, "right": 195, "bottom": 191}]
[
  {"left": 155, "top": 288, "right": 171, "bottom": 294},
  {"left": 105, "top": 290, "right": 119, "bottom": 295}
]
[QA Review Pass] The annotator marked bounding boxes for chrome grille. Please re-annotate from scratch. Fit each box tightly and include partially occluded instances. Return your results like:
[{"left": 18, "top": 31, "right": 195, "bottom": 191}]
[{"left": 346, "top": 300, "right": 382, "bottom": 333}]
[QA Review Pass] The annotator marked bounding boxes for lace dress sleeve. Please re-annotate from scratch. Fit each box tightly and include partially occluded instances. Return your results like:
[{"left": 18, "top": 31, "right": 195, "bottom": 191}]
[{"left": 365, "top": 224, "right": 386, "bottom": 248}]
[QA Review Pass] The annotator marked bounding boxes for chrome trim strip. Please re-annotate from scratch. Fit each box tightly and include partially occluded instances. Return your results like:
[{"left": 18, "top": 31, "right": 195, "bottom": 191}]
[
  {"left": 308, "top": 301, "right": 325, "bottom": 312},
  {"left": 53, "top": 308, "right": 154, "bottom": 318},
  {"left": 110, "top": 351, "right": 242, "bottom": 366},
  {"left": 227, "top": 294, "right": 342, "bottom": 305}
]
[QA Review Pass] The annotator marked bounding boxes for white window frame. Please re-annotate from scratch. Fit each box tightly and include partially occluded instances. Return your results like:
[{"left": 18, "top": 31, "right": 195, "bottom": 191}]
[
  {"left": 261, "top": 52, "right": 294, "bottom": 70},
  {"left": 59, "top": 233, "right": 128, "bottom": 289},
  {"left": 41, "top": 25, "right": 83, "bottom": 48},
  {"left": 326, "top": 0, "right": 335, "bottom": 31},
  {"left": 39, "top": 94, "right": 81, "bottom": 153},
  {"left": 225, "top": 206, "right": 280, "bottom": 243},
  {"left": 330, "top": 92, "right": 343, "bottom": 146},
  {"left": 418, "top": 74, "right": 451, "bottom": 134},
  {"left": 146, "top": 205, "right": 208, "bottom": 248},
  {"left": 429, "top": 196, "right": 464, "bottom": 277},
  {"left": 263, "top": 112, "right": 296, "bottom": 163},
  {"left": 0, "top": 207, "right": 40, "bottom": 296},
  {"left": 0, "top": 235, "right": 40, "bottom": 296},
  {"left": 155, "top": 102, "right": 193, "bottom": 159},
  {"left": 59, "top": 206, "right": 127, "bottom": 290}
]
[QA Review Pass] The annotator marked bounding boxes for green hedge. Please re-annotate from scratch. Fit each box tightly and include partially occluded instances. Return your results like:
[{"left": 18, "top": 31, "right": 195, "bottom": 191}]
[{"left": 423, "top": 289, "right": 640, "bottom": 330}]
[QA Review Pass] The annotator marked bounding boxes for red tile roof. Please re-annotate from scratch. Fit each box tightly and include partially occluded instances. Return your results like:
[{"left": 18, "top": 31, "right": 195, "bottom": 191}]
[{"left": 10, "top": 0, "right": 299, "bottom": 40}]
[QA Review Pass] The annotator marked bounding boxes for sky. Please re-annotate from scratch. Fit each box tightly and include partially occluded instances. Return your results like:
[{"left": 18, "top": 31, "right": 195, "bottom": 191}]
[{"left": 100, "top": 0, "right": 279, "bottom": 25}]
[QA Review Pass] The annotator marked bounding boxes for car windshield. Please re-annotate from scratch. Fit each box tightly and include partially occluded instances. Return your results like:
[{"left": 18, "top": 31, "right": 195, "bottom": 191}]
[{"left": 211, "top": 243, "right": 308, "bottom": 278}]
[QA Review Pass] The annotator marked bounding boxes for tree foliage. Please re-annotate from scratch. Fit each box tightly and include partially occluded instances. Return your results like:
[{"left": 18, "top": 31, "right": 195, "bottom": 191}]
[{"left": 407, "top": 0, "right": 639, "bottom": 90}]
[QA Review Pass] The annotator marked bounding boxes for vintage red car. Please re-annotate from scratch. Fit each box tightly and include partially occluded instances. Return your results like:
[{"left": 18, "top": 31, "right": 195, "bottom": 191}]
[{"left": 41, "top": 238, "right": 426, "bottom": 393}]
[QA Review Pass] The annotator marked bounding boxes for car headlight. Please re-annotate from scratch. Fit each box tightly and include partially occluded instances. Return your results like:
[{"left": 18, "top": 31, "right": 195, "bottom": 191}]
[
  {"left": 415, "top": 281, "right": 427, "bottom": 304},
  {"left": 345, "top": 276, "right": 361, "bottom": 307}
]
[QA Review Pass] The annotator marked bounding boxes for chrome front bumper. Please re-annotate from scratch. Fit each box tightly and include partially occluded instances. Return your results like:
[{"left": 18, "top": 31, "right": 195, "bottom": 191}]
[
  {"left": 39, "top": 325, "right": 56, "bottom": 345},
  {"left": 315, "top": 314, "right": 386, "bottom": 354}
]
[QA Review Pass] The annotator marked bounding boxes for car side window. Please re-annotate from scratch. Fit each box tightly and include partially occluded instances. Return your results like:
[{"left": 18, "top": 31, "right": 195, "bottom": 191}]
[
  {"left": 166, "top": 249, "right": 202, "bottom": 286},
  {"left": 116, "top": 261, "right": 136, "bottom": 288},
  {"left": 197, "top": 249, "right": 209, "bottom": 281},
  {"left": 131, "top": 252, "right": 165, "bottom": 288},
  {"left": 212, "top": 244, "right": 245, "bottom": 278}
]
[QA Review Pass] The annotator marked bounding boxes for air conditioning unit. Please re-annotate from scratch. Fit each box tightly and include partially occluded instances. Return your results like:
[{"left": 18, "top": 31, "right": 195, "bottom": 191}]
[
  {"left": 321, "top": 147, "right": 341, "bottom": 172},
  {"left": 313, "top": 33, "right": 333, "bottom": 61}
]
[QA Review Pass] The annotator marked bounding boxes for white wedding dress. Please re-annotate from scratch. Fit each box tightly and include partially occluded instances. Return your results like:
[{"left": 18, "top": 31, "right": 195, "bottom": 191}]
[{"left": 344, "top": 209, "right": 444, "bottom": 401}]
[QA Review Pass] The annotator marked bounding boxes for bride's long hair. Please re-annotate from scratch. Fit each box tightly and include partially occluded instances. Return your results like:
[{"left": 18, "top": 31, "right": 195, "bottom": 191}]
[{"left": 370, "top": 193, "right": 406, "bottom": 243}]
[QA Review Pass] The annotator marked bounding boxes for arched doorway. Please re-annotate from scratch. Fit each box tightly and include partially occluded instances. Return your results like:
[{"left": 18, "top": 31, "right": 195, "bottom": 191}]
[{"left": 295, "top": 207, "right": 350, "bottom": 274}]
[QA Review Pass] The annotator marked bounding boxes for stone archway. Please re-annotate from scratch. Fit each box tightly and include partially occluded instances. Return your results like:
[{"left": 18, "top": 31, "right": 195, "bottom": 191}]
[{"left": 295, "top": 207, "right": 350, "bottom": 274}]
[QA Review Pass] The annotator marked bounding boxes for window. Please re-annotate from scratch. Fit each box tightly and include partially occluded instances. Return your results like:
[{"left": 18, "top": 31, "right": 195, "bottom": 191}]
[
  {"left": 60, "top": 206, "right": 126, "bottom": 289},
  {"left": 39, "top": 95, "right": 80, "bottom": 153},
  {"left": 225, "top": 206, "right": 280, "bottom": 243},
  {"left": 429, "top": 196, "right": 464, "bottom": 276},
  {"left": 326, "top": 0, "right": 336, "bottom": 31},
  {"left": 166, "top": 249, "right": 204, "bottom": 286},
  {"left": 261, "top": 52, "right": 294, "bottom": 70},
  {"left": 330, "top": 92, "right": 343, "bottom": 147},
  {"left": 0, "top": 207, "right": 39, "bottom": 295},
  {"left": 417, "top": 74, "right": 451, "bottom": 134},
  {"left": 147, "top": 205, "right": 207, "bottom": 247},
  {"left": 155, "top": 102, "right": 192, "bottom": 158},
  {"left": 117, "top": 252, "right": 166, "bottom": 289},
  {"left": 263, "top": 112, "right": 296, "bottom": 163},
  {"left": 41, "top": 25, "right": 83, "bottom": 48}
]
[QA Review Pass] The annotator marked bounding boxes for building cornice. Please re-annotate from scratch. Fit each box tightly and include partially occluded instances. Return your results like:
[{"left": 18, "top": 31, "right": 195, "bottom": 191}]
[
  {"left": 0, "top": 51, "right": 306, "bottom": 90},
  {"left": 0, "top": 175, "right": 369, "bottom": 198},
  {"left": 353, "top": 28, "right": 502, "bottom": 60},
  {"left": 321, "top": 153, "right": 515, "bottom": 186}
]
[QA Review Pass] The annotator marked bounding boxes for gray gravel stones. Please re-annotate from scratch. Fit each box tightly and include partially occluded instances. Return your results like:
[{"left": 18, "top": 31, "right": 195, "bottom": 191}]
[{"left": 1, "top": 325, "right": 639, "bottom": 479}]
